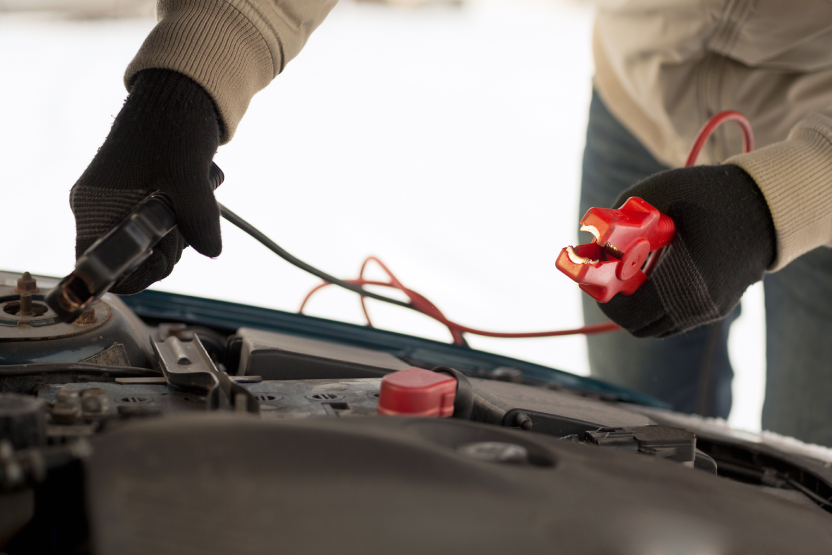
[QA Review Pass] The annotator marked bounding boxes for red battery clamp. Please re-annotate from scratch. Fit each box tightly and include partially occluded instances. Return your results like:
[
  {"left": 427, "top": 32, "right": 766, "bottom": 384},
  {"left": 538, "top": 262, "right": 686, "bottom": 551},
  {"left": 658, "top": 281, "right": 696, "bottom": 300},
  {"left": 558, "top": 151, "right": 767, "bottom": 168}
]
[
  {"left": 555, "top": 197, "right": 675, "bottom": 303},
  {"left": 556, "top": 110, "right": 754, "bottom": 305}
]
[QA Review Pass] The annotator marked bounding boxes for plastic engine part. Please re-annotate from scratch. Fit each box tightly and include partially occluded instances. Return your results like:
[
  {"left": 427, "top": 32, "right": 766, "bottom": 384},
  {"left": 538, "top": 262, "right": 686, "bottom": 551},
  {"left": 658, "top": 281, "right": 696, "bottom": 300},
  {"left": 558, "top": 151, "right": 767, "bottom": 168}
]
[{"left": 377, "top": 367, "right": 456, "bottom": 417}]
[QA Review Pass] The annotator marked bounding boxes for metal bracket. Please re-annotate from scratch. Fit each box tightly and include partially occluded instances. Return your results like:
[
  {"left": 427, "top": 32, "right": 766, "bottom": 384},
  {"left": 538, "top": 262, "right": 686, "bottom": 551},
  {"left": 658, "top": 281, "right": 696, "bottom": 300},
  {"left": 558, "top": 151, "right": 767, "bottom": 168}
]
[{"left": 152, "top": 335, "right": 259, "bottom": 414}]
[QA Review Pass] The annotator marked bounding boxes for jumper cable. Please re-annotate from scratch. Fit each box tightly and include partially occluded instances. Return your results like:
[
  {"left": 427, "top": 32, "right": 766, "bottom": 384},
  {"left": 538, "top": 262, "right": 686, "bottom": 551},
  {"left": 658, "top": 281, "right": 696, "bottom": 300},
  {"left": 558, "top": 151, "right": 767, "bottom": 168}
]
[{"left": 299, "top": 111, "right": 754, "bottom": 345}]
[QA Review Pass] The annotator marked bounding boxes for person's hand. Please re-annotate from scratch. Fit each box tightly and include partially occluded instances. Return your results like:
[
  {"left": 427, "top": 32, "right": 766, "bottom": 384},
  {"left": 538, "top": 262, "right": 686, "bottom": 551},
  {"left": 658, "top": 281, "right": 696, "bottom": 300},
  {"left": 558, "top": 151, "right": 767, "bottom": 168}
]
[
  {"left": 70, "top": 68, "right": 222, "bottom": 295},
  {"left": 598, "top": 164, "right": 776, "bottom": 338}
]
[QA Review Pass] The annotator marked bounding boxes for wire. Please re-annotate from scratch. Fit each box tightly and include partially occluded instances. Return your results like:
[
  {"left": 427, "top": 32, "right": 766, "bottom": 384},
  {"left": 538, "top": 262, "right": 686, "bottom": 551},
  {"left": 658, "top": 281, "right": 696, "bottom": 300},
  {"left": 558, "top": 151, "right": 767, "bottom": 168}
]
[
  {"left": 643, "top": 110, "right": 755, "bottom": 278},
  {"left": 781, "top": 474, "right": 832, "bottom": 509},
  {"left": 299, "top": 256, "right": 620, "bottom": 345},
  {"left": 219, "top": 203, "right": 413, "bottom": 310},
  {"left": 0, "top": 362, "right": 162, "bottom": 378},
  {"left": 226, "top": 111, "right": 754, "bottom": 346},
  {"left": 685, "top": 110, "right": 754, "bottom": 168}
]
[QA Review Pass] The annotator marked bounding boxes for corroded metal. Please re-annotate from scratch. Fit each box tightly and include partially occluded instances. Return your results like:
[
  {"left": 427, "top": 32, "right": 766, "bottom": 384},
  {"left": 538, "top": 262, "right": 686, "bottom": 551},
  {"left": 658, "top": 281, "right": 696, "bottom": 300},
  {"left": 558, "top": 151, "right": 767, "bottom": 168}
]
[
  {"left": 14, "top": 272, "right": 39, "bottom": 294},
  {"left": 18, "top": 294, "right": 33, "bottom": 317},
  {"left": 74, "top": 309, "right": 98, "bottom": 326},
  {"left": 0, "top": 277, "right": 112, "bottom": 341}
]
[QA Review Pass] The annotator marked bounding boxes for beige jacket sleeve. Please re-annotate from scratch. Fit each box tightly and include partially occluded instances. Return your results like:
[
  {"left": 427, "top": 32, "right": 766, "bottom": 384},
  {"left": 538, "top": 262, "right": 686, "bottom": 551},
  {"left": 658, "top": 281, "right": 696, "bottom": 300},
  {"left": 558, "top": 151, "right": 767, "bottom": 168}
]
[
  {"left": 727, "top": 113, "right": 832, "bottom": 271},
  {"left": 125, "top": 0, "right": 337, "bottom": 143},
  {"left": 593, "top": 0, "right": 832, "bottom": 272}
]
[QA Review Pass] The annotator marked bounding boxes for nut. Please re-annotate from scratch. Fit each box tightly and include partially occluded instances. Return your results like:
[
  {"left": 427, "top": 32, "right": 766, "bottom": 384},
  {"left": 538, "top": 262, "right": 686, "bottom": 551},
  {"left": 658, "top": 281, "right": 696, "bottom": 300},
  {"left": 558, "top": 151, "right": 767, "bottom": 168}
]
[
  {"left": 14, "top": 272, "right": 39, "bottom": 294},
  {"left": 80, "top": 388, "right": 109, "bottom": 416},
  {"left": 52, "top": 390, "right": 81, "bottom": 424}
]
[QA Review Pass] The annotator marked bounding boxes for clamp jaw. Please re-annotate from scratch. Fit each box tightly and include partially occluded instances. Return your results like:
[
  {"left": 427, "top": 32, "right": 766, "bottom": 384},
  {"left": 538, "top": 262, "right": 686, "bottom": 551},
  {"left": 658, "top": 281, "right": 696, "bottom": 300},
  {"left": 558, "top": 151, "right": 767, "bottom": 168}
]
[
  {"left": 45, "top": 164, "right": 224, "bottom": 323},
  {"left": 556, "top": 197, "right": 675, "bottom": 303}
]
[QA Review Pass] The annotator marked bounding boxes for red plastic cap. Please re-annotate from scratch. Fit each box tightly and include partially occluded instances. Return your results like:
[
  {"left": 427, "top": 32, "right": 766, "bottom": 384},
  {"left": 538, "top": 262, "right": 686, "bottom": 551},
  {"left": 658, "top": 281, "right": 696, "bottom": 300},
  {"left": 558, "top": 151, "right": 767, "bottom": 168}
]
[{"left": 377, "top": 367, "right": 457, "bottom": 417}]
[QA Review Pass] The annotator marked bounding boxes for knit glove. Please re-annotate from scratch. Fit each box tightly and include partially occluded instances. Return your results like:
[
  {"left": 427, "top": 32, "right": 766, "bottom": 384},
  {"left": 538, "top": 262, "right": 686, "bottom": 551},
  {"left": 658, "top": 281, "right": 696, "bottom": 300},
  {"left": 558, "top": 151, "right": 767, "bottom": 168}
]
[
  {"left": 70, "top": 68, "right": 222, "bottom": 295},
  {"left": 598, "top": 164, "right": 776, "bottom": 338}
]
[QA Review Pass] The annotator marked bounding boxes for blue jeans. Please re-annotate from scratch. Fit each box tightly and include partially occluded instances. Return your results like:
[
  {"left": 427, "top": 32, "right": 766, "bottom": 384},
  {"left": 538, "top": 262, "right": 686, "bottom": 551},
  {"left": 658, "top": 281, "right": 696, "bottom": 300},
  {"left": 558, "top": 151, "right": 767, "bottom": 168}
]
[{"left": 581, "top": 91, "right": 832, "bottom": 446}]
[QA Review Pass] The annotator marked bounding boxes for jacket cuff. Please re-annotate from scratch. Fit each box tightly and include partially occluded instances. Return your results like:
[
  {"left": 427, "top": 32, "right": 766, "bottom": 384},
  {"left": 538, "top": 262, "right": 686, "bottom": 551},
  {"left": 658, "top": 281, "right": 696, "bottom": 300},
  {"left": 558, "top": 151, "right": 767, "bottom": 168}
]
[
  {"left": 124, "top": 0, "right": 275, "bottom": 143},
  {"left": 727, "top": 112, "right": 832, "bottom": 271}
]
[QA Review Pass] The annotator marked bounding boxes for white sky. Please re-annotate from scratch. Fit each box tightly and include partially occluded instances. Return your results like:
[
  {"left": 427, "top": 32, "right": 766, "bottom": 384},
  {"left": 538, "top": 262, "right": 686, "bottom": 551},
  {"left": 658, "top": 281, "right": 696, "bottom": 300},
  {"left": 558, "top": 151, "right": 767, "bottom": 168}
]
[{"left": 0, "top": 0, "right": 766, "bottom": 431}]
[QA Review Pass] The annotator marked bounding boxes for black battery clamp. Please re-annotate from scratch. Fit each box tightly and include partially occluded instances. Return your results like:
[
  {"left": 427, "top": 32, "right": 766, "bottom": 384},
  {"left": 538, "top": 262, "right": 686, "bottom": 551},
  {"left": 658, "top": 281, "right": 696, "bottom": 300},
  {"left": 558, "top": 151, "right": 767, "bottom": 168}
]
[
  {"left": 46, "top": 160, "right": 426, "bottom": 325},
  {"left": 45, "top": 164, "right": 225, "bottom": 323}
]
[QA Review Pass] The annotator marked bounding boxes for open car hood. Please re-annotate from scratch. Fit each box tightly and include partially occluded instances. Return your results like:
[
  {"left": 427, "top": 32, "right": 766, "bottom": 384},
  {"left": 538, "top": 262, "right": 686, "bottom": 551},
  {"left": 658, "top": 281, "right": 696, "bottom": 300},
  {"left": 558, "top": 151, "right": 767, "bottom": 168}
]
[{"left": 1, "top": 270, "right": 831, "bottom": 554}]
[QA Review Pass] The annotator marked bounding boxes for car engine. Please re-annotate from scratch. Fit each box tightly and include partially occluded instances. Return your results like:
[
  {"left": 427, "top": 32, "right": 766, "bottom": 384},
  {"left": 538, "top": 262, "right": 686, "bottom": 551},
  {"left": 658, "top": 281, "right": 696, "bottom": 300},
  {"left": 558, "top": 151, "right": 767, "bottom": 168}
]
[{"left": 1, "top": 270, "right": 831, "bottom": 554}]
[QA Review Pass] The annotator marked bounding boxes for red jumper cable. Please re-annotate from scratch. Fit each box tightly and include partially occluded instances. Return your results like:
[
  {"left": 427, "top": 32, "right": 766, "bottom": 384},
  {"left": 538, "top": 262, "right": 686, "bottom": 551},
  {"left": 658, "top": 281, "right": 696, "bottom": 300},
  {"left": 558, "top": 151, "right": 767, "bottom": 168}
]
[{"left": 299, "top": 111, "right": 754, "bottom": 345}]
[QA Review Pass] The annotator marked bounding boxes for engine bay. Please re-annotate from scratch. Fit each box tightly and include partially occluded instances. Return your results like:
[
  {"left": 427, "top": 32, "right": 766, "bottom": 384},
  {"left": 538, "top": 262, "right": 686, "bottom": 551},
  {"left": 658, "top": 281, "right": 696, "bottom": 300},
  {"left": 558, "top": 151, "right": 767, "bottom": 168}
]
[{"left": 2, "top": 270, "right": 832, "bottom": 554}]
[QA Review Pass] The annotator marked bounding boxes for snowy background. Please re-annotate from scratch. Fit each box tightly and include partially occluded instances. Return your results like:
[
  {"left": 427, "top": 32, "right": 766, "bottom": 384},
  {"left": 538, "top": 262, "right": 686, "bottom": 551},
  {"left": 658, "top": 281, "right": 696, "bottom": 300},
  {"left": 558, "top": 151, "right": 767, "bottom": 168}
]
[{"left": 0, "top": 0, "right": 766, "bottom": 431}]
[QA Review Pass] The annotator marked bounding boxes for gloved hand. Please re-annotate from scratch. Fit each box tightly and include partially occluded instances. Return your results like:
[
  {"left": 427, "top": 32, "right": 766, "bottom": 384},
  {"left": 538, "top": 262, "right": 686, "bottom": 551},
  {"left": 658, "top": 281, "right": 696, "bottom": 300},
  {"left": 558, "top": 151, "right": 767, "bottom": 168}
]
[
  {"left": 70, "top": 68, "right": 222, "bottom": 295},
  {"left": 598, "top": 164, "right": 776, "bottom": 338}
]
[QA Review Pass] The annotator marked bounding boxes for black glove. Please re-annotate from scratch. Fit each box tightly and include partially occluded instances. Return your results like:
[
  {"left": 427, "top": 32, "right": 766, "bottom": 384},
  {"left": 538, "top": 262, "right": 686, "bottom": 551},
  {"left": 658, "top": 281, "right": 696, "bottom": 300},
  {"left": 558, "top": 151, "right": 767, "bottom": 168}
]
[
  {"left": 598, "top": 164, "right": 776, "bottom": 338},
  {"left": 70, "top": 68, "right": 222, "bottom": 295}
]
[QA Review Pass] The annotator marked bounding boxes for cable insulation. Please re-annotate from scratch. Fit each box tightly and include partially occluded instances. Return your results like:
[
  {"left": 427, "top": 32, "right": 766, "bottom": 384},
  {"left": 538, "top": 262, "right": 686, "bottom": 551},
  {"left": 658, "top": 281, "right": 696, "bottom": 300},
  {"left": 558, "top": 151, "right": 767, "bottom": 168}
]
[
  {"left": 643, "top": 111, "right": 755, "bottom": 279},
  {"left": 0, "top": 362, "right": 162, "bottom": 378},
  {"left": 300, "top": 256, "right": 620, "bottom": 345},
  {"left": 219, "top": 203, "right": 413, "bottom": 310},
  {"left": 234, "top": 111, "right": 755, "bottom": 345}
]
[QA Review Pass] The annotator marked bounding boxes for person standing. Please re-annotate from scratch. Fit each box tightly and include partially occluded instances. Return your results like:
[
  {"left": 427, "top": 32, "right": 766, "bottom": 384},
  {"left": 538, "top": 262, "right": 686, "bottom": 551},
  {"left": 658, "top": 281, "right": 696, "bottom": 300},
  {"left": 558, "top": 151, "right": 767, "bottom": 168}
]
[{"left": 583, "top": 0, "right": 832, "bottom": 447}]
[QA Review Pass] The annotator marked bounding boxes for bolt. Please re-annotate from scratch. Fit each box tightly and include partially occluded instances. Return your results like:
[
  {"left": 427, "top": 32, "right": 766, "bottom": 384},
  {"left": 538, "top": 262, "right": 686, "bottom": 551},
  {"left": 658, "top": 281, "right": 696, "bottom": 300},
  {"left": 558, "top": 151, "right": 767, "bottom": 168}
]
[
  {"left": 18, "top": 294, "right": 33, "bottom": 317},
  {"left": 490, "top": 367, "right": 523, "bottom": 383},
  {"left": 0, "top": 440, "right": 13, "bottom": 462},
  {"left": 14, "top": 272, "right": 39, "bottom": 294},
  {"left": 514, "top": 412, "right": 533, "bottom": 431},
  {"left": 3, "top": 460, "right": 23, "bottom": 488},
  {"left": 80, "top": 388, "right": 109, "bottom": 417},
  {"left": 161, "top": 323, "right": 187, "bottom": 339},
  {"left": 52, "top": 390, "right": 81, "bottom": 424},
  {"left": 74, "top": 309, "right": 97, "bottom": 325}
]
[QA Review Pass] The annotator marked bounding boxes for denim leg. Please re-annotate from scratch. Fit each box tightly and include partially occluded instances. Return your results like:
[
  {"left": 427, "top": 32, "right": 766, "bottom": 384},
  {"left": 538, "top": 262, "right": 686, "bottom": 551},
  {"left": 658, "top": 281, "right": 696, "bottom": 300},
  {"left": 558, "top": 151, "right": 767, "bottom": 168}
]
[
  {"left": 763, "top": 248, "right": 832, "bottom": 446},
  {"left": 580, "top": 91, "right": 736, "bottom": 418}
]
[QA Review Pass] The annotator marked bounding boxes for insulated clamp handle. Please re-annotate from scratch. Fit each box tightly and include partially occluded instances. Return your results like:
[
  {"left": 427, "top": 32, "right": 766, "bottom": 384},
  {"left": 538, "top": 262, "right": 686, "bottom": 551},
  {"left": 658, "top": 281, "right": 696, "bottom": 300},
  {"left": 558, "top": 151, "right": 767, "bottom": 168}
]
[
  {"left": 45, "top": 163, "right": 225, "bottom": 323},
  {"left": 555, "top": 197, "right": 675, "bottom": 303}
]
